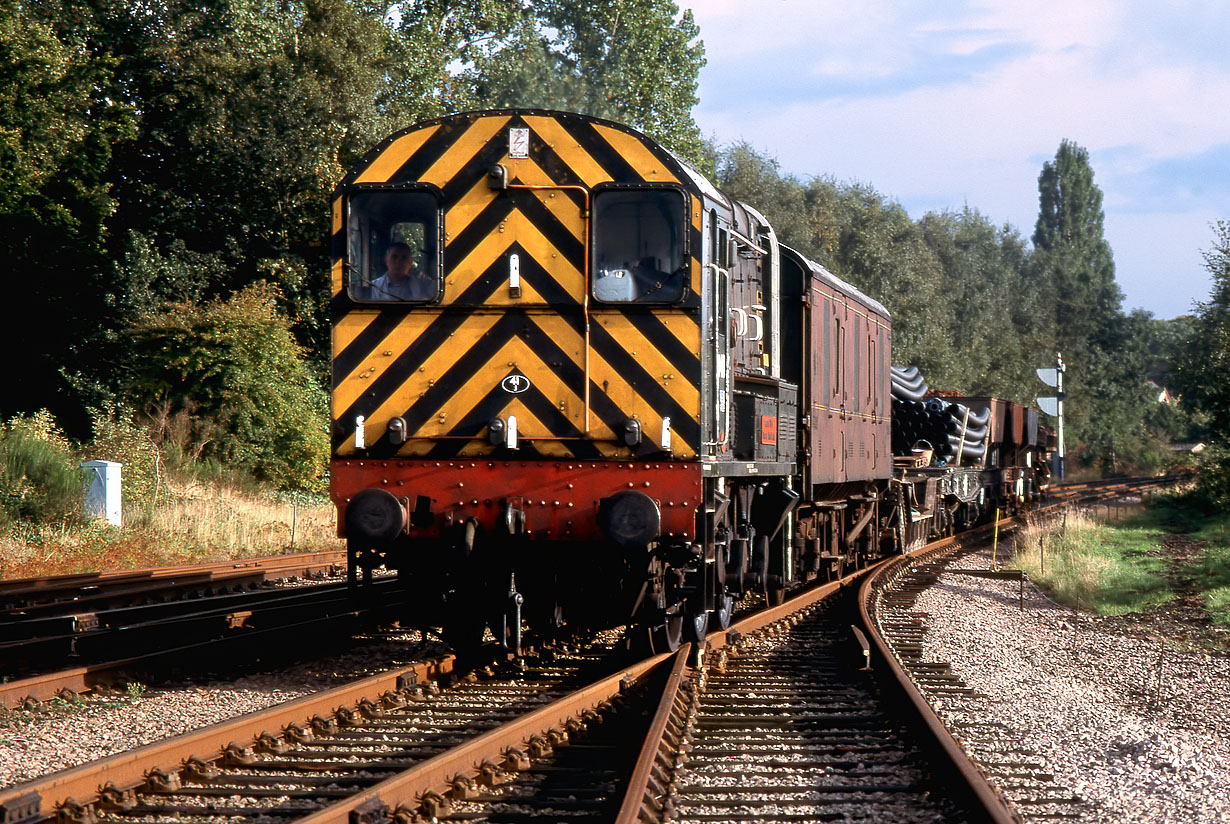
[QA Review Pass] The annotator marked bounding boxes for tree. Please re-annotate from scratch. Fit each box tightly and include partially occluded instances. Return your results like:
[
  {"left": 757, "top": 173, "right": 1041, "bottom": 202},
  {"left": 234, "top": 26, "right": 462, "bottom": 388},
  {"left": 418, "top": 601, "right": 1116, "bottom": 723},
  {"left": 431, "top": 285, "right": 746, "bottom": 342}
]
[
  {"left": 707, "top": 142, "right": 1050, "bottom": 398},
  {"left": 1174, "top": 221, "right": 1230, "bottom": 502},
  {"left": 1031, "top": 140, "right": 1155, "bottom": 471},
  {"left": 0, "top": 0, "right": 135, "bottom": 432},
  {"left": 125, "top": 284, "right": 329, "bottom": 490},
  {"left": 918, "top": 209, "right": 1049, "bottom": 402},
  {"left": 1033, "top": 139, "right": 1122, "bottom": 358},
  {"left": 1176, "top": 221, "right": 1230, "bottom": 437},
  {"left": 447, "top": 0, "right": 707, "bottom": 163}
]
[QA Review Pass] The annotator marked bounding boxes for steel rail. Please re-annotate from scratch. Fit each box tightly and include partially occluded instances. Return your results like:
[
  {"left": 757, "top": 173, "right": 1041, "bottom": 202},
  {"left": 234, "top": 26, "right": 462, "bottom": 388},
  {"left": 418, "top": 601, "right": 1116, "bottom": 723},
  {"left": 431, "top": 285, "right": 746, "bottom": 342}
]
[
  {"left": 612, "top": 562, "right": 898, "bottom": 824},
  {"left": 614, "top": 645, "right": 691, "bottom": 824},
  {"left": 0, "top": 657, "right": 453, "bottom": 823},
  {"left": 0, "top": 550, "right": 346, "bottom": 599},
  {"left": 858, "top": 541, "right": 1018, "bottom": 824},
  {"left": 0, "top": 581, "right": 403, "bottom": 707},
  {"left": 287, "top": 650, "right": 673, "bottom": 824}
]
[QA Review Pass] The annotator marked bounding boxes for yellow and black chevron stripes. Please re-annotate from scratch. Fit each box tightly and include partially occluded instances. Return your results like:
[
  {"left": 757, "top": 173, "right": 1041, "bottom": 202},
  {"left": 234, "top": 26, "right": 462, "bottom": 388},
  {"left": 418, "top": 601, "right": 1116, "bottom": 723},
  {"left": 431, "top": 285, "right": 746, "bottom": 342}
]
[
  {"left": 333, "top": 307, "right": 702, "bottom": 460},
  {"left": 331, "top": 111, "right": 707, "bottom": 461},
  {"left": 444, "top": 190, "right": 586, "bottom": 306},
  {"left": 331, "top": 112, "right": 691, "bottom": 299}
]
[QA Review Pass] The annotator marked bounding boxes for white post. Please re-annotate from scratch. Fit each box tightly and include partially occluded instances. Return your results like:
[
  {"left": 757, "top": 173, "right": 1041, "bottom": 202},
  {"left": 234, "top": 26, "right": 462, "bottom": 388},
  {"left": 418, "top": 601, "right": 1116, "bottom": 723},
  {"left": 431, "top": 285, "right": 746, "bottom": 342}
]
[
  {"left": 1056, "top": 353, "right": 1066, "bottom": 481},
  {"left": 81, "top": 460, "right": 122, "bottom": 525}
]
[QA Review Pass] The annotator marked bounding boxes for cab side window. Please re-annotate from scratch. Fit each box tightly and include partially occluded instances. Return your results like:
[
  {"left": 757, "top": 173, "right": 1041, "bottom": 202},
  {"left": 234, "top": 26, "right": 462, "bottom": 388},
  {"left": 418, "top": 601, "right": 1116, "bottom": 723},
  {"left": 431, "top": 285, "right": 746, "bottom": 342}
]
[
  {"left": 347, "top": 190, "right": 441, "bottom": 303},
  {"left": 592, "top": 189, "right": 687, "bottom": 303}
]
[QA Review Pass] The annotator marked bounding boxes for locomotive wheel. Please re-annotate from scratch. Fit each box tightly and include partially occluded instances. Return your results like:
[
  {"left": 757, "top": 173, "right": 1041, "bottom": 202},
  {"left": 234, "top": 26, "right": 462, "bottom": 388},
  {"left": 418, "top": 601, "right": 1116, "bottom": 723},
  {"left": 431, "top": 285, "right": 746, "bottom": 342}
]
[
  {"left": 724, "top": 542, "right": 746, "bottom": 593},
  {"left": 751, "top": 535, "right": 769, "bottom": 588},
  {"left": 765, "top": 585, "right": 787, "bottom": 607},
  {"left": 647, "top": 615, "right": 683, "bottom": 654},
  {"left": 684, "top": 608, "right": 709, "bottom": 642},
  {"left": 713, "top": 592, "right": 734, "bottom": 630}
]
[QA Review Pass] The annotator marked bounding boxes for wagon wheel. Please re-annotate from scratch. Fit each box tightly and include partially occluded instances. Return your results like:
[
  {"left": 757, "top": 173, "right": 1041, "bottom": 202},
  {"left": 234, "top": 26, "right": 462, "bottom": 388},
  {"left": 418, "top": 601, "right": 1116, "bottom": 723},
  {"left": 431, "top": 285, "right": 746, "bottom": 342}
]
[{"left": 713, "top": 592, "right": 735, "bottom": 630}]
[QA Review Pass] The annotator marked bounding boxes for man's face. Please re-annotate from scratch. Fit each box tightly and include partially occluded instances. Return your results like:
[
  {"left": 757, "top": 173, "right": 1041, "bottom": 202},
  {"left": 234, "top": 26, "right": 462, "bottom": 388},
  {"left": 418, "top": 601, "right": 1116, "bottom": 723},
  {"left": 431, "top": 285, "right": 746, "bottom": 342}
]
[{"left": 385, "top": 246, "right": 413, "bottom": 280}]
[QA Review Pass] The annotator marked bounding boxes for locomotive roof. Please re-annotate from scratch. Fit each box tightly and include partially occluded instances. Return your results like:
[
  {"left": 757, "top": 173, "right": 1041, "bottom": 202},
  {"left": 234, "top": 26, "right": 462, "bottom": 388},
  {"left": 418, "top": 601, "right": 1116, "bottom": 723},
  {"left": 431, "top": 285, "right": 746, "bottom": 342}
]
[
  {"left": 338, "top": 108, "right": 699, "bottom": 193},
  {"left": 779, "top": 244, "right": 891, "bottom": 319}
]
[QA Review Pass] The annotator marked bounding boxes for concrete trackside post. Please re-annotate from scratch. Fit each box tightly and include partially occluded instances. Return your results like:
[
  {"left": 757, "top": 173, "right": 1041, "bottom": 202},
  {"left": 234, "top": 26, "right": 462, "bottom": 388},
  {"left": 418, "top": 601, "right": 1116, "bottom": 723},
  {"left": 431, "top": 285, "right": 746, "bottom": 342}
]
[{"left": 82, "top": 460, "right": 122, "bottom": 525}]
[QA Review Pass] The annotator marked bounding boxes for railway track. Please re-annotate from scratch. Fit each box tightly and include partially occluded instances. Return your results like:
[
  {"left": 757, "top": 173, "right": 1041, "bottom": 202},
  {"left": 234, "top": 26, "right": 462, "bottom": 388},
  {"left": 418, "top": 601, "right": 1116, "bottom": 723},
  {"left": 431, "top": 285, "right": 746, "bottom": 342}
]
[
  {"left": 0, "top": 575, "right": 1012, "bottom": 824},
  {"left": 0, "top": 474, "right": 1188, "bottom": 822},
  {"left": 0, "top": 577, "right": 404, "bottom": 706},
  {"left": 864, "top": 539, "right": 1081, "bottom": 822},
  {"left": 639, "top": 589, "right": 979, "bottom": 823},
  {"left": 0, "top": 550, "right": 347, "bottom": 615}
]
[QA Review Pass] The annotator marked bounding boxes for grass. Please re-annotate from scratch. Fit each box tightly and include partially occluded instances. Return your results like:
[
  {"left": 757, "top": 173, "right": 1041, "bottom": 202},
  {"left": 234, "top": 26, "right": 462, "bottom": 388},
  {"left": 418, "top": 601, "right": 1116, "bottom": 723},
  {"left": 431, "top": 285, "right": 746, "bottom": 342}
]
[
  {"left": 1188, "top": 522, "right": 1230, "bottom": 628},
  {"left": 1014, "top": 494, "right": 1230, "bottom": 627},
  {"left": 1132, "top": 494, "right": 1230, "bottom": 627},
  {"left": 1014, "top": 512, "right": 1173, "bottom": 615},
  {"left": 0, "top": 478, "right": 342, "bottom": 580}
]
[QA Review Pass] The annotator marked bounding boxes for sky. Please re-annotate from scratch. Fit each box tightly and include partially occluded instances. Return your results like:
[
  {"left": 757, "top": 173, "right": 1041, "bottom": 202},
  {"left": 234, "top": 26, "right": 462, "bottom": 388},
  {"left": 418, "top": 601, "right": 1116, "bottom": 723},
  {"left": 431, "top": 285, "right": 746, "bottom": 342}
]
[{"left": 675, "top": 0, "right": 1230, "bottom": 320}]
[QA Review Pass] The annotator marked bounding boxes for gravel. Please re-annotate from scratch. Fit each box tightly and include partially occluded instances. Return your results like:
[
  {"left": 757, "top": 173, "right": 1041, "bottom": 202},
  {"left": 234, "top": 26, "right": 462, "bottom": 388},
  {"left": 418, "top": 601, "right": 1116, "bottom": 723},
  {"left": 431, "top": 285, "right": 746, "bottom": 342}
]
[
  {"left": 0, "top": 631, "right": 445, "bottom": 790},
  {"left": 913, "top": 544, "right": 1230, "bottom": 824}
]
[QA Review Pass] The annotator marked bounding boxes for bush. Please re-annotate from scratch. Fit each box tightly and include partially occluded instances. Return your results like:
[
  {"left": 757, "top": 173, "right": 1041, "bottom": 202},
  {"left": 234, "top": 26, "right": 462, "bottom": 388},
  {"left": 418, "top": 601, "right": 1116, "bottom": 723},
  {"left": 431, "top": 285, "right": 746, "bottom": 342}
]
[
  {"left": 1189, "top": 444, "right": 1230, "bottom": 511},
  {"left": 127, "top": 283, "right": 329, "bottom": 491},
  {"left": 0, "top": 411, "right": 84, "bottom": 524}
]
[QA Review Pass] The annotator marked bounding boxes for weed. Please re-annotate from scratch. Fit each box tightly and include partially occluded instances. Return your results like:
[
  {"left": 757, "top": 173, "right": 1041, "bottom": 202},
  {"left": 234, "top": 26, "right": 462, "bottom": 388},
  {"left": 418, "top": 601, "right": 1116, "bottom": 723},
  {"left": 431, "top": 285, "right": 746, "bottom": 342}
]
[
  {"left": 125, "top": 682, "right": 147, "bottom": 700},
  {"left": 1, "top": 478, "right": 342, "bottom": 578}
]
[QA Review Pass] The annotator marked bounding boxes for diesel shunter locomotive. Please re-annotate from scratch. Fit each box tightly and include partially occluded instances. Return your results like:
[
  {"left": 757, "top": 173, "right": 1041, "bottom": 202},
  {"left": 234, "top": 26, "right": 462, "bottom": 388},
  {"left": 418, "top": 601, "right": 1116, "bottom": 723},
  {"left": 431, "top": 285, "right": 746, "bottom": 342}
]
[{"left": 329, "top": 110, "right": 1048, "bottom": 655}]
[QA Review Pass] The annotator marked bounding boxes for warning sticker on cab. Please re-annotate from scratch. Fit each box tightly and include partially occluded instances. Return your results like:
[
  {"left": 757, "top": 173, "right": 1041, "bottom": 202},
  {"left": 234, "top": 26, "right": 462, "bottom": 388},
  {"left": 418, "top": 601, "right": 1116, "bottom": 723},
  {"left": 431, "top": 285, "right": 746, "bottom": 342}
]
[{"left": 760, "top": 415, "right": 777, "bottom": 445}]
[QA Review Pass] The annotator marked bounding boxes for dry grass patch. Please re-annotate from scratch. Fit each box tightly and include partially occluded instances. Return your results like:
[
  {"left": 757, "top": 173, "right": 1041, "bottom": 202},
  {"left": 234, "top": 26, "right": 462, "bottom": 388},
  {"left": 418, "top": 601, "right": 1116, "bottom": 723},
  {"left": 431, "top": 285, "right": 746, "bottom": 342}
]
[{"left": 1, "top": 479, "right": 341, "bottom": 579}]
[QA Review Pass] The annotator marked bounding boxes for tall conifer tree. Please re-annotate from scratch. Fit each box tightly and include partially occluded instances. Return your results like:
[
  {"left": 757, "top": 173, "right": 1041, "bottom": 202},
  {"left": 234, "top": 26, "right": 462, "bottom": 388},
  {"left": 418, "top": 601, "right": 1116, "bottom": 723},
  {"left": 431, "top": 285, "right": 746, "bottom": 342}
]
[
  {"left": 1032, "top": 140, "right": 1151, "bottom": 471},
  {"left": 1032, "top": 140, "right": 1122, "bottom": 361}
]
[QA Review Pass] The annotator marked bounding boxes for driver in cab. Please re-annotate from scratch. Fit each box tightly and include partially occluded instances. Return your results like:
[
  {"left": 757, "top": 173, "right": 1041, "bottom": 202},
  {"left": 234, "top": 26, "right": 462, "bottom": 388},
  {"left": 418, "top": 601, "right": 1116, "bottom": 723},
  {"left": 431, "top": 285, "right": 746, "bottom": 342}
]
[{"left": 368, "top": 242, "right": 435, "bottom": 301}]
